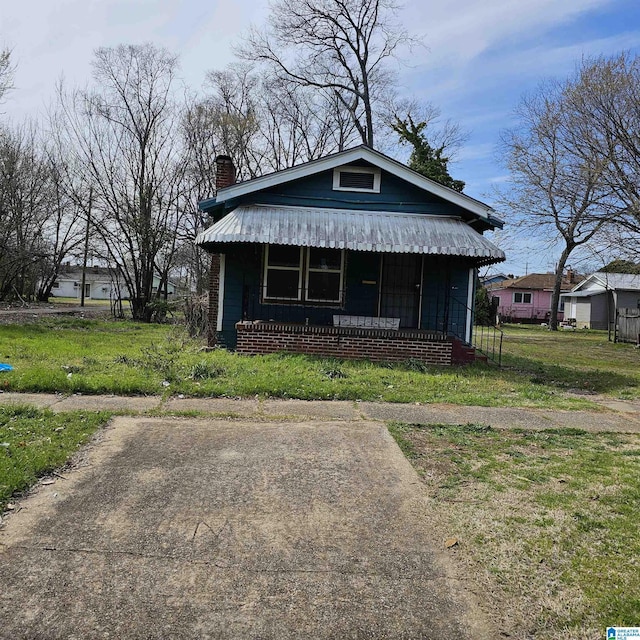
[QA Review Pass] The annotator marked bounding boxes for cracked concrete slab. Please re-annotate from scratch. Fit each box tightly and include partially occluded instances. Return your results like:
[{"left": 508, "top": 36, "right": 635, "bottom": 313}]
[{"left": 0, "top": 416, "right": 492, "bottom": 639}]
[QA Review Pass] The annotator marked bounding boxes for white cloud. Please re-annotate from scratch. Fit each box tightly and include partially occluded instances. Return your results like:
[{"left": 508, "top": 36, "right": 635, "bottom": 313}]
[{"left": 404, "top": 0, "right": 612, "bottom": 66}]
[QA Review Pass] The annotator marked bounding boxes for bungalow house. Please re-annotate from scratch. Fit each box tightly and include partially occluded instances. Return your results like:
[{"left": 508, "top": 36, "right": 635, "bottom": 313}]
[
  {"left": 195, "top": 146, "right": 505, "bottom": 365},
  {"left": 487, "top": 273, "right": 577, "bottom": 323},
  {"left": 561, "top": 272, "right": 640, "bottom": 330},
  {"left": 51, "top": 266, "right": 177, "bottom": 301}
]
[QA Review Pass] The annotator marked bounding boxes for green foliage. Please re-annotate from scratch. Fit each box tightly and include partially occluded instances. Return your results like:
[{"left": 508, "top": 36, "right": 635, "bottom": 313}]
[
  {"left": 392, "top": 115, "right": 465, "bottom": 192},
  {"left": 474, "top": 286, "right": 496, "bottom": 326}
]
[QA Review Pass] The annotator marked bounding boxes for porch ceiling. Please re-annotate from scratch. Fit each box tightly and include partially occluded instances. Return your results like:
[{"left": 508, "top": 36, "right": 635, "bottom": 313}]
[{"left": 196, "top": 204, "right": 505, "bottom": 265}]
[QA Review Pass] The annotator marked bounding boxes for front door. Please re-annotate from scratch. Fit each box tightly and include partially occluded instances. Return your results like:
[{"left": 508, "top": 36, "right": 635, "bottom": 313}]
[{"left": 379, "top": 254, "right": 422, "bottom": 328}]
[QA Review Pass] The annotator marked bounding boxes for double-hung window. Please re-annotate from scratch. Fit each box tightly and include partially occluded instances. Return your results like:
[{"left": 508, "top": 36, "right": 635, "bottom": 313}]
[
  {"left": 263, "top": 245, "right": 344, "bottom": 304},
  {"left": 513, "top": 292, "right": 532, "bottom": 304},
  {"left": 263, "top": 245, "right": 303, "bottom": 300}
]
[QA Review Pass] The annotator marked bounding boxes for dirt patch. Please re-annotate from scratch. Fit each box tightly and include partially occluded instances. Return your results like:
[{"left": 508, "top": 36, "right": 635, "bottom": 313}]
[{"left": 0, "top": 304, "right": 111, "bottom": 324}]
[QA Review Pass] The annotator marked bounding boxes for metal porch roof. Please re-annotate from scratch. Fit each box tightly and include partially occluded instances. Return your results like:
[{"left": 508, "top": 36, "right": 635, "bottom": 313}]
[{"left": 195, "top": 205, "right": 505, "bottom": 265}]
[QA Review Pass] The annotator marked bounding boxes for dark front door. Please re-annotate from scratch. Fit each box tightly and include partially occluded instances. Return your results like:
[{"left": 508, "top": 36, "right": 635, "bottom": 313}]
[{"left": 379, "top": 254, "right": 422, "bottom": 328}]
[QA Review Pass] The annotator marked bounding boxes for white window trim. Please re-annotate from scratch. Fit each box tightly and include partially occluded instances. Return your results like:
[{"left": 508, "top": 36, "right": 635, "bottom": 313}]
[
  {"left": 262, "top": 245, "right": 303, "bottom": 301},
  {"left": 262, "top": 245, "right": 345, "bottom": 304},
  {"left": 217, "top": 254, "right": 226, "bottom": 331},
  {"left": 332, "top": 165, "right": 381, "bottom": 193},
  {"left": 513, "top": 291, "right": 532, "bottom": 304},
  {"left": 304, "top": 249, "right": 345, "bottom": 303}
]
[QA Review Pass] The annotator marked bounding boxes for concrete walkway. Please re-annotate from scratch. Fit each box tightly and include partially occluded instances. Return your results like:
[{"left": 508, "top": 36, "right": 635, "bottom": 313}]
[
  {"left": 0, "top": 416, "right": 492, "bottom": 639},
  {"left": 2, "top": 393, "right": 639, "bottom": 638},
  {"left": 1, "top": 391, "right": 640, "bottom": 432}
]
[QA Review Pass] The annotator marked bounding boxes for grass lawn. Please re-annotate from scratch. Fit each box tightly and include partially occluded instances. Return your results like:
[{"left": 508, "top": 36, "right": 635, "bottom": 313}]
[
  {"left": 0, "top": 405, "right": 111, "bottom": 510},
  {"left": 389, "top": 422, "right": 640, "bottom": 640},
  {"left": 0, "top": 318, "right": 638, "bottom": 636},
  {"left": 0, "top": 319, "right": 637, "bottom": 407},
  {"left": 501, "top": 324, "right": 640, "bottom": 400}
]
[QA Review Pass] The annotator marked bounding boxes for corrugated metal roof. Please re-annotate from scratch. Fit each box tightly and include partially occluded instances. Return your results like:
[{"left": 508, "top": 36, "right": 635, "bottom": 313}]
[{"left": 196, "top": 205, "right": 505, "bottom": 264}]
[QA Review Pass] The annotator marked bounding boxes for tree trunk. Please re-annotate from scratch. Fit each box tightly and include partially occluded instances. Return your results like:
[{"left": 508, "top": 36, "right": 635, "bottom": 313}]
[{"left": 549, "top": 246, "right": 572, "bottom": 331}]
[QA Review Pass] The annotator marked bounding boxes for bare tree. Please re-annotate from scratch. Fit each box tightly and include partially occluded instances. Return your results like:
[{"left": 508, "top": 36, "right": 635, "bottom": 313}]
[
  {"left": 0, "top": 122, "right": 53, "bottom": 300},
  {"left": 238, "top": 0, "right": 412, "bottom": 148},
  {"left": 0, "top": 48, "right": 14, "bottom": 107},
  {"left": 499, "top": 82, "right": 614, "bottom": 330},
  {"left": 35, "top": 147, "right": 86, "bottom": 300},
  {"left": 56, "top": 44, "right": 189, "bottom": 321},
  {"left": 563, "top": 53, "right": 640, "bottom": 244}
]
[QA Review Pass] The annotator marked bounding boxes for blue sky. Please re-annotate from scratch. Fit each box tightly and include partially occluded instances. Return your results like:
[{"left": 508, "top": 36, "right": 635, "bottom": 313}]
[{"left": 2, "top": 0, "right": 640, "bottom": 276}]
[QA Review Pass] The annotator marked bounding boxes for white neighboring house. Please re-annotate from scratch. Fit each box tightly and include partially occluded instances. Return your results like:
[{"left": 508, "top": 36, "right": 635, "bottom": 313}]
[
  {"left": 51, "top": 266, "right": 176, "bottom": 300},
  {"left": 561, "top": 272, "right": 640, "bottom": 330}
]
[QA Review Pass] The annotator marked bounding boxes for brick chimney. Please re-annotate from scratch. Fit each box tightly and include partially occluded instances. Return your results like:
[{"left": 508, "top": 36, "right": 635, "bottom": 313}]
[
  {"left": 215, "top": 155, "right": 236, "bottom": 191},
  {"left": 208, "top": 155, "right": 236, "bottom": 347}
]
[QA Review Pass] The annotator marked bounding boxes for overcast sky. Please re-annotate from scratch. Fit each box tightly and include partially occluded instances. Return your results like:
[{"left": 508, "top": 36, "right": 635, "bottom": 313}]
[{"left": 2, "top": 0, "right": 640, "bottom": 275}]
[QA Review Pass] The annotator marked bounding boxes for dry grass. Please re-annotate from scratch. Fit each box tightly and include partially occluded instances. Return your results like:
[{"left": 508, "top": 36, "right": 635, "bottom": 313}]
[{"left": 389, "top": 423, "right": 640, "bottom": 639}]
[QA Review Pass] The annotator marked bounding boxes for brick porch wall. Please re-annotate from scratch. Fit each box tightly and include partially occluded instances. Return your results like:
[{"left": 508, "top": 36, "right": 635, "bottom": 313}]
[{"left": 235, "top": 322, "right": 453, "bottom": 365}]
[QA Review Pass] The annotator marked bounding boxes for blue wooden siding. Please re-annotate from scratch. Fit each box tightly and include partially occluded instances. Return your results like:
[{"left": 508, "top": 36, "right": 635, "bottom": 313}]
[
  {"left": 225, "top": 167, "right": 473, "bottom": 219},
  {"left": 217, "top": 246, "right": 473, "bottom": 347}
]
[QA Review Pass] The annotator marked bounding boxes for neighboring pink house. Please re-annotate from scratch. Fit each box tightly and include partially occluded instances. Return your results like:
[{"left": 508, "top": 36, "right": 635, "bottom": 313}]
[{"left": 487, "top": 273, "right": 576, "bottom": 323}]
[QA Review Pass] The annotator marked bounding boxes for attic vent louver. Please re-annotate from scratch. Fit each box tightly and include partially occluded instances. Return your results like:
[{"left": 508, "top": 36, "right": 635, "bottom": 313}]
[
  {"left": 340, "top": 171, "right": 375, "bottom": 190},
  {"left": 332, "top": 166, "right": 381, "bottom": 193}
]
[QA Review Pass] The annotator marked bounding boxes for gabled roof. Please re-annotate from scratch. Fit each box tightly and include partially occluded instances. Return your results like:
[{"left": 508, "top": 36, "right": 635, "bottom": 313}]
[
  {"left": 487, "top": 273, "right": 574, "bottom": 292},
  {"left": 570, "top": 272, "right": 640, "bottom": 292},
  {"left": 199, "top": 145, "right": 503, "bottom": 229},
  {"left": 195, "top": 204, "right": 505, "bottom": 265}
]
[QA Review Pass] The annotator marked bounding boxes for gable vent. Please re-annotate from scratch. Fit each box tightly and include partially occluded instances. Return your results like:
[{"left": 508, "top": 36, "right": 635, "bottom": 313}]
[
  {"left": 333, "top": 166, "right": 381, "bottom": 193},
  {"left": 340, "top": 171, "right": 375, "bottom": 190}
]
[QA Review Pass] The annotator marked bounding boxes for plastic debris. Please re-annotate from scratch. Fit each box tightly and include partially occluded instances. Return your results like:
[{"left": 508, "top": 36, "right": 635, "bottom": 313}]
[{"left": 0, "top": 364, "right": 12, "bottom": 371}]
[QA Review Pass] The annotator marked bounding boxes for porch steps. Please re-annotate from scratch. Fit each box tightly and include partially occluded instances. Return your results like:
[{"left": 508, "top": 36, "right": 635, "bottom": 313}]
[{"left": 451, "top": 339, "right": 486, "bottom": 365}]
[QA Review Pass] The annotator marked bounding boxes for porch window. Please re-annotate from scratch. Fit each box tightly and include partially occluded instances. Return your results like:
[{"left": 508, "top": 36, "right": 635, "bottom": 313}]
[
  {"left": 306, "top": 248, "right": 344, "bottom": 302},
  {"left": 263, "top": 245, "right": 303, "bottom": 300},
  {"left": 263, "top": 245, "right": 344, "bottom": 303},
  {"left": 513, "top": 292, "right": 532, "bottom": 303}
]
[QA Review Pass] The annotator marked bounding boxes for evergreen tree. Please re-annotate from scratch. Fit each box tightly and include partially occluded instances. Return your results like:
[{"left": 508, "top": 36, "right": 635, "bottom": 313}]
[{"left": 392, "top": 115, "right": 465, "bottom": 192}]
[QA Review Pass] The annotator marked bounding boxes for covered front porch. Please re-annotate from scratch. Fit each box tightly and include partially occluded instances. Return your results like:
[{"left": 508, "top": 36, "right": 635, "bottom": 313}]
[{"left": 198, "top": 205, "right": 504, "bottom": 365}]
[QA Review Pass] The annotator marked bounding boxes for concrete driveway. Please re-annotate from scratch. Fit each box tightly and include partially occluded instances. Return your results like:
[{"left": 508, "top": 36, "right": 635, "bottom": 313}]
[{"left": 0, "top": 417, "right": 491, "bottom": 639}]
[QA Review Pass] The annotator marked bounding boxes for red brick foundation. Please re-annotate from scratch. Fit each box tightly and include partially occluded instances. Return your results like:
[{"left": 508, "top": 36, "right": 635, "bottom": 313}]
[{"left": 235, "top": 322, "right": 454, "bottom": 365}]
